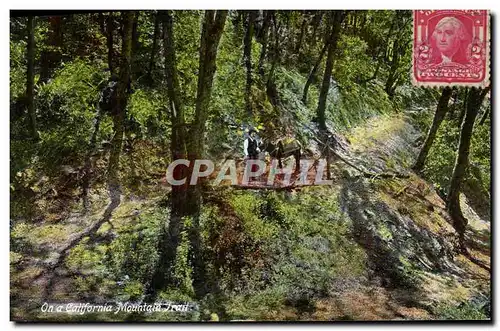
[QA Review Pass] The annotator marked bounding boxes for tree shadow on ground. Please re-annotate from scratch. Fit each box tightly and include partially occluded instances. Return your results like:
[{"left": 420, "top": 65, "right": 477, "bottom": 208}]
[{"left": 339, "top": 176, "right": 461, "bottom": 298}]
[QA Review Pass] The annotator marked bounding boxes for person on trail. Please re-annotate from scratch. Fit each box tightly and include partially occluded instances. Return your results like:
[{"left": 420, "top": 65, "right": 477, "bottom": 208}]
[
  {"left": 243, "top": 127, "right": 260, "bottom": 160},
  {"left": 243, "top": 127, "right": 261, "bottom": 183}
]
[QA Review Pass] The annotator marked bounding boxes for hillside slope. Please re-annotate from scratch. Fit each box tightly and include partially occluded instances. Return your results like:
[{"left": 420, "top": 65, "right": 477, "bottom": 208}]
[{"left": 10, "top": 112, "right": 490, "bottom": 321}]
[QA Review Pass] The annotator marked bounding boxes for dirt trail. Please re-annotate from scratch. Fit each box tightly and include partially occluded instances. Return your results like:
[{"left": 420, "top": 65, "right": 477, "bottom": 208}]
[{"left": 334, "top": 114, "right": 490, "bottom": 320}]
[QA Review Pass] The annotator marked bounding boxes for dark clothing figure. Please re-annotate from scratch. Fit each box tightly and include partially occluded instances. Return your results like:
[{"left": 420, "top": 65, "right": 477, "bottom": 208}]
[
  {"left": 243, "top": 129, "right": 260, "bottom": 159},
  {"left": 247, "top": 137, "right": 259, "bottom": 158},
  {"left": 244, "top": 129, "right": 261, "bottom": 183}
]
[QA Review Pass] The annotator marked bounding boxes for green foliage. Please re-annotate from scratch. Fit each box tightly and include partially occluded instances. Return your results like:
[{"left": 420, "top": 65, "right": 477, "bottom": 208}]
[
  {"left": 57, "top": 205, "right": 167, "bottom": 304},
  {"left": 206, "top": 188, "right": 368, "bottom": 320},
  {"left": 108, "top": 208, "right": 166, "bottom": 283},
  {"left": 18, "top": 58, "right": 109, "bottom": 175},
  {"left": 10, "top": 39, "right": 27, "bottom": 100},
  {"left": 396, "top": 84, "right": 441, "bottom": 113},
  {"left": 435, "top": 301, "right": 489, "bottom": 320},
  {"left": 273, "top": 67, "right": 315, "bottom": 144},
  {"left": 421, "top": 105, "right": 490, "bottom": 195},
  {"left": 334, "top": 35, "right": 372, "bottom": 90},
  {"left": 127, "top": 88, "right": 167, "bottom": 138},
  {"left": 172, "top": 10, "right": 203, "bottom": 120},
  {"left": 397, "top": 256, "right": 422, "bottom": 287},
  {"left": 470, "top": 113, "right": 491, "bottom": 191},
  {"left": 123, "top": 280, "right": 145, "bottom": 300},
  {"left": 66, "top": 237, "right": 108, "bottom": 275},
  {"left": 206, "top": 19, "right": 247, "bottom": 157},
  {"left": 37, "top": 58, "right": 107, "bottom": 124},
  {"left": 171, "top": 217, "right": 195, "bottom": 297},
  {"left": 334, "top": 83, "right": 392, "bottom": 132},
  {"left": 229, "top": 192, "right": 279, "bottom": 241},
  {"left": 423, "top": 119, "right": 461, "bottom": 192}
]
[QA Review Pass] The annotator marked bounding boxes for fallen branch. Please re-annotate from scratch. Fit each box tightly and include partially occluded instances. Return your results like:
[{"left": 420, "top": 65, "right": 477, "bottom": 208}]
[
  {"left": 312, "top": 136, "right": 410, "bottom": 180},
  {"left": 462, "top": 247, "right": 491, "bottom": 273}
]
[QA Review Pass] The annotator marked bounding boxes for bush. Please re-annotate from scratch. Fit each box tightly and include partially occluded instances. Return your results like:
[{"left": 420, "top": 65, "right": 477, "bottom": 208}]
[{"left": 435, "top": 300, "right": 489, "bottom": 320}]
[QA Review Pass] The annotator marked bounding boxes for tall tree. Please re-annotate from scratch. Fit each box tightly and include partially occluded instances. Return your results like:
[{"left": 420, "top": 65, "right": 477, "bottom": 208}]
[
  {"left": 447, "top": 87, "right": 490, "bottom": 246},
  {"left": 98, "top": 12, "right": 105, "bottom": 35},
  {"left": 309, "top": 11, "right": 323, "bottom": 47},
  {"left": 457, "top": 87, "right": 469, "bottom": 125},
  {"left": 147, "top": 12, "right": 161, "bottom": 79},
  {"left": 149, "top": 10, "right": 189, "bottom": 298},
  {"left": 151, "top": 10, "right": 228, "bottom": 298},
  {"left": 316, "top": 11, "right": 345, "bottom": 181},
  {"left": 360, "top": 12, "right": 397, "bottom": 84},
  {"left": 26, "top": 15, "right": 38, "bottom": 140},
  {"left": 257, "top": 10, "right": 272, "bottom": 75},
  {"left": 40, "top": 16, "right": 63, "bottom": 83},
  {"left": 302, "top": 40, "right": 327, "bottom": 104},
  {"left": 166, "top": 8, "right": 188, "bottom": 270},
  {"left": 106, "top": 13, "right": 115, "bottom": 74},
  {"left": 243, "top": 11, "right": 257, "bottom": 116},
  {"left": 82, "top": 105, "right": 104, "bottom": 211},
  {"left": 131, "top": 12, "right": 140, "bottom": 55},
  {"left": 413, "top": 87, "right": 453, "bottom": 172},
  {"left": 107, "top": 12, "right": 134, "bottom": 192},
  {"left": 294, "top": 11, "right": 308, "bottom": 55},
  {"left": 316, "top": 11, "right": 344, "bottom": 131},
  {"left": 265, "top": 11, "right": 281, "bottom": 108},
  {"left": 478, "top": 105, "right": 490, "bottom": 125},
  {"left": 384, "top": 11, "right": 412, "bottom": 98},
  {"left": 188, "top": 12, "right": 228, "bottom": 296}
]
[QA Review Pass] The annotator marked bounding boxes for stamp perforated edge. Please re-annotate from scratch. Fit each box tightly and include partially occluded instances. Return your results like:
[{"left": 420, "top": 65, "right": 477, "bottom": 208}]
[{"left": 411, "top": 10, "right": 491, "bottom": 89}]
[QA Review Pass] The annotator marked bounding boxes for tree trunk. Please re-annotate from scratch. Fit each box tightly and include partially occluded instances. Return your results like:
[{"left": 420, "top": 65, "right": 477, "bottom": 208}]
[
  {"left": 40, "top": 16, "right": 63, "bottom": 83},
  {"left": 150, "top": 10, "right": 227, "bottom": 298},
  {"left": 316, "top": 11, "right": 344, "bottom": 180},
  {"left": 149, "top": 10, "right": 189, "bottom": 296},
  {"left": 310, "top": 11, "right": 323, "bottom": 47},
  {"left": 384, "top": 40, "right": 399, "bottom": 98},
  {"left": 188, "top": 10, "right": 227, "bottom": 297},
  {"left": 361, "top": 16, "right": 396, "bottom": 84},
  {"left": 267, "top": 12, "right": 280, "bottom": 84},
  {"left": 266, "top": 12, "right": 280, "bottom": 107},
  {"left": 302, "top": 41, "right": 327, "bottom": 104},
  {"left": 244, "top": 11, "right": 257, "bottom": 116},
  {"left": 82, "top": 108, "right": 103, "bottom": 211},
  {"left": 295, "top": 13, "right": 307, "bottom": 55},
  {"left": 148, "top": 12, "right": 160, "bottom": 79},
  {"left": 413, "top": 87, "right": 453, "bottom": 172},
  {"left": 384, "top": 12, "right": 411, "bottom": 98},
  {"left": 132, "top": 12, "right": 139, "bottom": 54},
  {"left": 316, "top": 11, "right": 344, "bottom": 131},
  {"left": 257, "top": 10, "right": 271, "bottom": 76},
  {"left": 107, "top": 12, "right": 134, "bottom": 191},
  {"left": 98, "top": 13, "right": 106, "bottom": 35},
  {"left": 447, "top": 87, "right": 490, "bottom": 245},
  {"left": 106, "top": 13, "right": 115, "bottom": 74},
  {"left": 478, "top": 106, "right": 490, "bottom": 125},
  {"left": 26, "top": 15, "right": 38, "bottom": 140},
  {"left": 164, "top": 8, "right": 187, "bottom": 247},
  {"left": 359, "top": 10, "right": 367, "bottom": 32},
  {"left": 457, "top": 87, "right": 468, "bottom": 125}
]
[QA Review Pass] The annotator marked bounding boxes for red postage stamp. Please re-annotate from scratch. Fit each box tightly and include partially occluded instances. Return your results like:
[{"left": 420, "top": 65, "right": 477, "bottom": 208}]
[{"left": 413, "top": 10, "right": 490, "bottom": 87}]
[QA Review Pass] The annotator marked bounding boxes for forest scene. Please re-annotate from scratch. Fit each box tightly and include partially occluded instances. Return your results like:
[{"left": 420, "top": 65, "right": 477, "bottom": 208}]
[{"left": 10, "top": 10, "right": 491, "bottom": 321}]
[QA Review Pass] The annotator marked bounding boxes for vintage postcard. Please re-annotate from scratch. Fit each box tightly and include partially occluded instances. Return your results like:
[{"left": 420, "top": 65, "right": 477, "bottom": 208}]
[{"left": 10, "top": 9, "right": 491, "bottom": 323}]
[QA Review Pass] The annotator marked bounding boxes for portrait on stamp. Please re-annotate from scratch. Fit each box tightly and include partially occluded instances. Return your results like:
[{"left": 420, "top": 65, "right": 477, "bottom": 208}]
[{"left": 413, "top": 10, "right": 489, "bottom": 87}]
